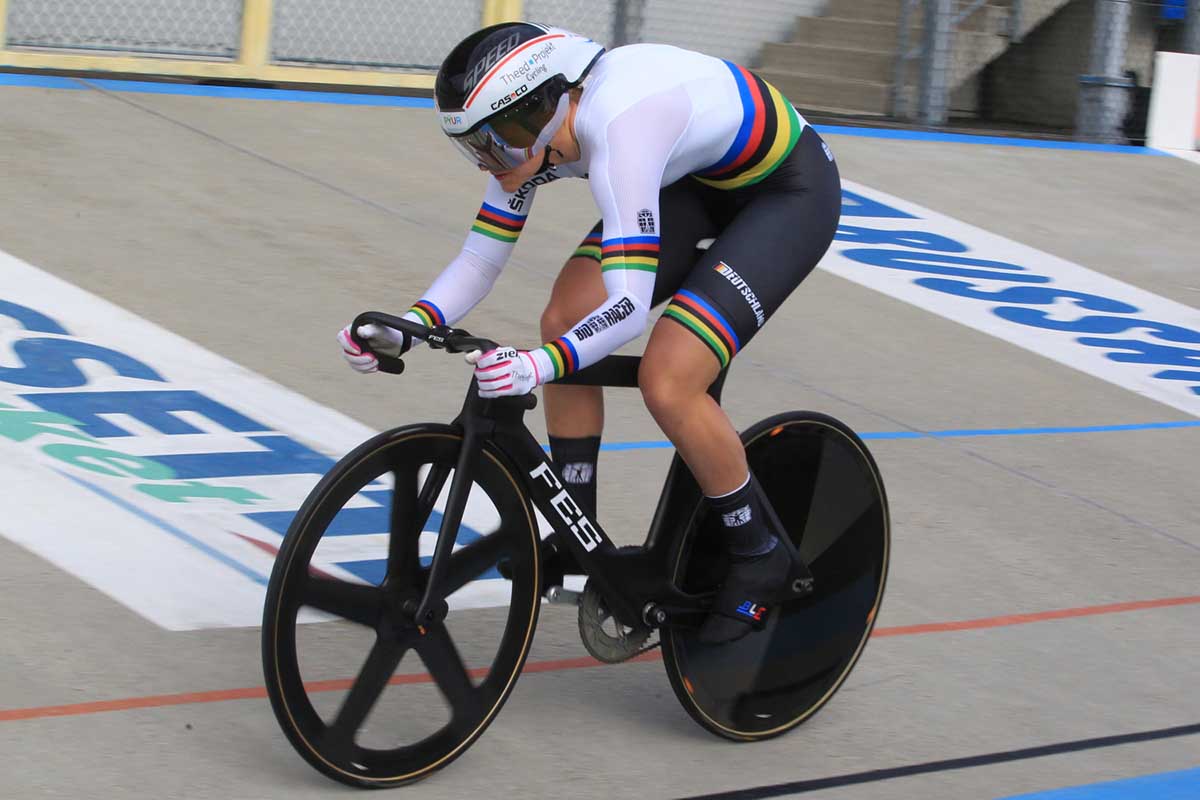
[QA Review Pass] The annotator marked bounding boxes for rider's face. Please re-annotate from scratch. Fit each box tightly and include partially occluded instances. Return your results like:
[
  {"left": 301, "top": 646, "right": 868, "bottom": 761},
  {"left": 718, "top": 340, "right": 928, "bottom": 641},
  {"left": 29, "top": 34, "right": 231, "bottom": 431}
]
[
  {"left": 486, "top": 92, "right": 580, "bottom": 193},
  {"left": 489, "top": 151, "right": 544, "bottom": 193}
]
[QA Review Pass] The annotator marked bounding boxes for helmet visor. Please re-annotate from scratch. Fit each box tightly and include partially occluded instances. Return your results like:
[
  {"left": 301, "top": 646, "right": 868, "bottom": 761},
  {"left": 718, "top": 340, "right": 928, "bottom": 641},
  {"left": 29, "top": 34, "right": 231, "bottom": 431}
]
[
  {"left": 451, "top": 127, "right": 536, "bottom": 172},
  {"left": 448, "top": 89, "right": 569, "bottom": 172}
]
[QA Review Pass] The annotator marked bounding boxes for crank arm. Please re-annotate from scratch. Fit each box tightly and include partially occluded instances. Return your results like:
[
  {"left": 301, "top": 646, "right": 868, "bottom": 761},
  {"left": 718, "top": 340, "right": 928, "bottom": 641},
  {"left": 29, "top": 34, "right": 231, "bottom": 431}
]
[{"left": 641, "top": 601, "right": 711, "bottom": 629}]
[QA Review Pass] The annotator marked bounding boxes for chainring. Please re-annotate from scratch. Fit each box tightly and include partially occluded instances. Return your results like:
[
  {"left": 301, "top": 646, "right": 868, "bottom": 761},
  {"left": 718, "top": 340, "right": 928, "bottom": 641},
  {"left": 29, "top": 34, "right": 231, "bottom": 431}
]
[{"left": 577, "top": 579, "right": 656, "bottom": 664}]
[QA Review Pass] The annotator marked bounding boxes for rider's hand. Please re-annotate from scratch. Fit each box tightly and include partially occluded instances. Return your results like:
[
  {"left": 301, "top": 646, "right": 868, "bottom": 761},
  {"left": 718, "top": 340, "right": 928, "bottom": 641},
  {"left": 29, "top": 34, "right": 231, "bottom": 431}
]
[
  {"left": 466, "top": 346, "right": 541, "bottom": 398},
  {"left": 337, "top": 323, "right": 411, "bottom": 374}
]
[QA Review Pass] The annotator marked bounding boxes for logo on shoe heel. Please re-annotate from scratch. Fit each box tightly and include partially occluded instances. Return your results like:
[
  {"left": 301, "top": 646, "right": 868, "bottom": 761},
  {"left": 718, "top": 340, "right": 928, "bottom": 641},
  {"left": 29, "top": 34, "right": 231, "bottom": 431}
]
[{"left": 735, "top": 601, "right": 766, "bottom": 622}]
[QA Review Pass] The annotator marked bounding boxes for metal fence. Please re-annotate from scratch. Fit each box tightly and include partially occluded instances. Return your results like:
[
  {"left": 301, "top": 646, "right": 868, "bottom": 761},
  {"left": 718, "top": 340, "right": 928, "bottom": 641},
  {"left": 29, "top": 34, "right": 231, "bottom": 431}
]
[
  {"left": 0, "top": 0, "right": 826, "bottom": 84},
  {"left": 882, "top": 0, "right": 1200, "bottom": 143},
  {"left": 524, "top": 0, "right": 618, "bottom": 48},
  {"left": 520, "top": 0, "right": 824, "bottom": 65},
  {"left": 271, "top": 0, "right": 478, "bottom": 69},
  {"left": 5, "top": 0, "right": 242, "bottom": 57}
]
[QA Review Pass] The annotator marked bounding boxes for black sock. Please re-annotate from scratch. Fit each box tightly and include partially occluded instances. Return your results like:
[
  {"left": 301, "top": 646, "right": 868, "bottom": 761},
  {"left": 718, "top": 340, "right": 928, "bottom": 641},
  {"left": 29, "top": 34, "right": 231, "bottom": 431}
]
[
  {"left": 548, "top": 435, "right": 601, "bottom": 518},
  {"left": 706, "top": 473, "right": 777, "bottom": 560}
]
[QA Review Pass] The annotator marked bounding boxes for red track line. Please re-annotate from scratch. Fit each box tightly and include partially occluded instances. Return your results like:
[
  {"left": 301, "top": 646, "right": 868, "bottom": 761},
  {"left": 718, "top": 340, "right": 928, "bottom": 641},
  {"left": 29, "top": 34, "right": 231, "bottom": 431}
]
[
  {"left": 3, "top": 595, "right": 1197, "bottom": 723},
  {"left": 870, "top": 594, "right": 1200, "bottom": 637}
]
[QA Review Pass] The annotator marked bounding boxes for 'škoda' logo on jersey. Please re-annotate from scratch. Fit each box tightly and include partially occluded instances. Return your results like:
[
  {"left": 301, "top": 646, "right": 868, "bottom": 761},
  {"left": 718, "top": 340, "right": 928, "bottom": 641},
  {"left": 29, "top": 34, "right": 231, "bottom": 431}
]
[
  {"left": 507, "top": 169, "right": 563, "bottom": 212},
  {"left": 529, "top": 462, "right": 602, "bottom": 551},
  {"left": 571, "top": 297, "right": 636, "bottom": 340},
  {"left": 714, "top": 262, "right": 766, "bottom": 328}
]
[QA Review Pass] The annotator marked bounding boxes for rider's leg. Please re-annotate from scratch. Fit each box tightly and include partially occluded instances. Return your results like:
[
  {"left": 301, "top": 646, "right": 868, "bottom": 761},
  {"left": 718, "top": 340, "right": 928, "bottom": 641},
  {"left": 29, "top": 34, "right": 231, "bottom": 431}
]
[
  {"left": 641, "top": 128, "right": 843, "bottom": 642},
  {"left": 540, "top": 254, "right": 608, "bottom": 518},
  {"left": 638, "top": 323, "right": 774, "bottom": 553},
  {"left": 640, "top": 322, "right": 789, "bottom": 643},
  {"left": 639, "top": 322, "right": 744, "bottom": 495}
]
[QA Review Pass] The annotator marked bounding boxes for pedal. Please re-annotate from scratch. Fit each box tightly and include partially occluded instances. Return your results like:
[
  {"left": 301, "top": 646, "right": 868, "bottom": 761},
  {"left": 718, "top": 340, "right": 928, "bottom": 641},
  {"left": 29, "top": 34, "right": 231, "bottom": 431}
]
[
  {"left": 497, "top": 535, "right": 574, "bottom": 594},
  {"left": 544, "top": 586, "right": 582, "bottom": 605}
]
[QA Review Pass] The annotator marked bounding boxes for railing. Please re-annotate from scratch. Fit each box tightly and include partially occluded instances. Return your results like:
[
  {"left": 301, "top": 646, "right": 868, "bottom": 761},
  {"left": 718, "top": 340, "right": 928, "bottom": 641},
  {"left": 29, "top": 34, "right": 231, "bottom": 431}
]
[
  {"left": 0, "top": 0, "right": 532, "bottom": 90},
  {"left": 0, "top": 0, "right": 812, "bottom": 90},
  {"left": 891, "top": 0, "right": 1024, "bottom": 125}
]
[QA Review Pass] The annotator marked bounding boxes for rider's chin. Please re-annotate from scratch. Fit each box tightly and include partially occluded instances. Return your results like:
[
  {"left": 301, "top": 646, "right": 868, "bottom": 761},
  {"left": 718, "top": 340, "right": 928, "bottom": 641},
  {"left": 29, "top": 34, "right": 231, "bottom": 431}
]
[{"left": 497, "top": 171, "right": 521, "bottom": 192}]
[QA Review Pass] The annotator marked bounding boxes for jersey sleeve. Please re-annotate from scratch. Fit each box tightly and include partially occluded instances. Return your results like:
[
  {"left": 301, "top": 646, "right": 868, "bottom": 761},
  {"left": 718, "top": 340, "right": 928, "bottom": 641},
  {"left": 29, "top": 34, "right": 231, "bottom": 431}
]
[
  {"left": 403, "top": 176, "right": 536, "bottom": 330},
  {"left": 529, "top": 88, "right": 693, "bottom": 381}
]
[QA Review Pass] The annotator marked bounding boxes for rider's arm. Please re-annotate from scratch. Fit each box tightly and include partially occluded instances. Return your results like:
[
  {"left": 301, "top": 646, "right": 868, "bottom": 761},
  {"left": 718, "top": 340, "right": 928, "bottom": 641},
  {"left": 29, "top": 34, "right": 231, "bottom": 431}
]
[
  {"left": 402, "top": 176, "right": 534, "bottom": 330},
  {"left": 527, "top": 88, "right": 692, "bottom": 381}
]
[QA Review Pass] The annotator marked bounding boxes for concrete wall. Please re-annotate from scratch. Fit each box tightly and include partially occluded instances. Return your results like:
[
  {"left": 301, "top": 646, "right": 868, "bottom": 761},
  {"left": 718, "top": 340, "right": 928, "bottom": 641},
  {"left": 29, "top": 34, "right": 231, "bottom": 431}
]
[
  {"left": 952, "top": 73, "right": 982, "bottom": 115},
  {"left": 985, "top": 0, "right": 1160, "bottom": 129}
]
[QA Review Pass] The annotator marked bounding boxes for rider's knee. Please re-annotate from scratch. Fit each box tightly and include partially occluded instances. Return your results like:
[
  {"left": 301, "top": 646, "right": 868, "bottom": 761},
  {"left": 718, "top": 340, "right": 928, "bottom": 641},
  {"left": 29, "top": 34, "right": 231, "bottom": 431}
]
[
  {"left": 542, "top": 258, "right": 604, "bottom": 340},
  {"left": 638, "top": 356, "right": 682, "bottom": 418},
  {"left": 540, "top": 301, "right": 574, "bottom": 341}
]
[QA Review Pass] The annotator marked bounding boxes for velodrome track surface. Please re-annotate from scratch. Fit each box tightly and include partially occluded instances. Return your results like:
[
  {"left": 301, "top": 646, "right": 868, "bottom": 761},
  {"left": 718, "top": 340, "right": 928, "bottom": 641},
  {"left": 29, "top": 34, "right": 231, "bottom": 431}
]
[{"left": 1, "top": 77, "right": 1198, "bottom": 799}]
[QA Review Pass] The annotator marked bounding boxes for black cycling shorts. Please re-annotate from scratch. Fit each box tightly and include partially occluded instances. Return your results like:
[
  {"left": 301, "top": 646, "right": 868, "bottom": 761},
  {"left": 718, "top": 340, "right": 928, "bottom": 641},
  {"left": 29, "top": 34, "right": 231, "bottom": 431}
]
[{"left": 571, "top": 125, "right": 841, "bottom": 368}]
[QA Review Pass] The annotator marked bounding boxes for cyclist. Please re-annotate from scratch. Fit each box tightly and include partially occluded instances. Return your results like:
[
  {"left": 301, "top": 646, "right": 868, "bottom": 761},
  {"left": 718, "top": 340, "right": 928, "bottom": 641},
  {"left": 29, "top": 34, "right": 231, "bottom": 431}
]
[{"left": 339, "top": 22, "right": 842, "bottom": 643}]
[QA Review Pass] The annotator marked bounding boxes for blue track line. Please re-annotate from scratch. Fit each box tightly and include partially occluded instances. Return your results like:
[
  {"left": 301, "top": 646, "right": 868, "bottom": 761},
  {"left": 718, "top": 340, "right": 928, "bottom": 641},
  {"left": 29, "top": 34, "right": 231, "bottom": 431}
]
[
  {"left": 0, "top": 73, "right": 83, "bottom": 90},
  {"left": 995, "top": 765, "right": 1200, "bottom": 799},
  {"left": 814, "top": 124, "right": 1168, "bottom": 155},
  {"left": 592, "top": 420, "right": 1200, "bottom": 452},
  {"left": 0, "top": 71, "right": 1167, "bottom": 154},
  {"left": 0, "top": 71, "right": 429, "bottom": 105},
  {"left": 84, "top": 77, "right": 434, "bottom": 106},
  {"left": 55, "top": 469, "right": 269, "bottom": 585}
]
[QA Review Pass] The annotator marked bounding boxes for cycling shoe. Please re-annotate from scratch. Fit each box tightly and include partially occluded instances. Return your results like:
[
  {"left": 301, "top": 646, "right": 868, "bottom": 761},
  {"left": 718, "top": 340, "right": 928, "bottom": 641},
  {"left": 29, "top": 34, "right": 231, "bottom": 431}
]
[{"left": 697, "top": 541, "right": 791, "bottom": 645}]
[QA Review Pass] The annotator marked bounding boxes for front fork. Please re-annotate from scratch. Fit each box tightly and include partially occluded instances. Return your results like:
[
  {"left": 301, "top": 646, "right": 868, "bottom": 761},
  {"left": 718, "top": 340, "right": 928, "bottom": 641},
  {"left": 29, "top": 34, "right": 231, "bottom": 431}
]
[{"left": 412, "top": 423, "right": 481, "bottom": 625}]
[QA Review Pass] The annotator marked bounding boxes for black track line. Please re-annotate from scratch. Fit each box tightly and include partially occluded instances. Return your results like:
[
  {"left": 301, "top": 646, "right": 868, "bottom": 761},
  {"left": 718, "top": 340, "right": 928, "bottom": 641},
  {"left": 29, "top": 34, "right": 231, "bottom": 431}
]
[{"left": 670, "top": 722, "right": 1200, "bottom": 799}]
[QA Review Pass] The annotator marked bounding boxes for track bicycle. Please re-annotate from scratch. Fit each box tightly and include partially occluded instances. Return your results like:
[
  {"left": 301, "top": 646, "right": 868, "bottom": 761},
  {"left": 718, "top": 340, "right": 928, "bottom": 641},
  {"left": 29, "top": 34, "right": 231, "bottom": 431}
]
[{"left": 262, "top": 311, "right": 890, "bottom": 788}]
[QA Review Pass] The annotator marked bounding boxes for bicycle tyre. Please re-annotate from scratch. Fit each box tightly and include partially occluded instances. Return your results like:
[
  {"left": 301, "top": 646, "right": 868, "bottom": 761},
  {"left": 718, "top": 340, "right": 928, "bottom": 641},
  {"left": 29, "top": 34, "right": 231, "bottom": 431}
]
[
  {"left": 661, "top": 411, "right": 890, "bottom": 740},
  {"left": 262, "top": 423, "right": 541, "bottom": 787}
]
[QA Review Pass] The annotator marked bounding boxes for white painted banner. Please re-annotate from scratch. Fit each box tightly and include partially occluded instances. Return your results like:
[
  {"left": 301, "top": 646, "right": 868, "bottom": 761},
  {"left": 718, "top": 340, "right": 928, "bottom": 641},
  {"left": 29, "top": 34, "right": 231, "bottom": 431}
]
[
  {"left": 0, "top": 250, "right": 539, "bottom": 630},
  {"left": 826, "top": 181, "right": 1200, "bottom": 419}
]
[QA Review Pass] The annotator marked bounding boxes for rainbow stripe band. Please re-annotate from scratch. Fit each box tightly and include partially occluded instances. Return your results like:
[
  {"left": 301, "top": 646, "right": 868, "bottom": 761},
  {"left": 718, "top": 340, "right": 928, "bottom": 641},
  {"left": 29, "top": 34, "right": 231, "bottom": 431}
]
[
  {"left": 572, "top": 232, "right": 602, "bottom": 262},
  {"left": 694, "top": 61, "right": 802, "bottom": 190},
  {"left": 600, "top": 235, "right": 659, "bottom": 273},
  {"left": 662, "top": 290, "right": 740, "bottom": 368},
  {"left": 408, "top": 299, "right": 445, "bottom": 328},
  {"left": 539, "top": 336, "right": 579, "bottom": 379},
  {"left": 471, "top": 202, "right": 526, "bottom": 244}
]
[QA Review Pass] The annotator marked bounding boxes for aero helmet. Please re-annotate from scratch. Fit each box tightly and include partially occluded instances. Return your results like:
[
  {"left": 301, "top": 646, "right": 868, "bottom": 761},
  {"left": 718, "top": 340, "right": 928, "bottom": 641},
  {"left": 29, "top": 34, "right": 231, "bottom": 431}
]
[{"left": 435, "top": 23, "right": 605, "bottom": 172}]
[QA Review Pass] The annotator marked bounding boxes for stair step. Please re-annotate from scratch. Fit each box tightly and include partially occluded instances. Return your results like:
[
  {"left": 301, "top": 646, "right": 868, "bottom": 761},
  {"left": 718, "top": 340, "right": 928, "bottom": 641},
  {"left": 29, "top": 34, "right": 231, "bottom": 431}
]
[
  {"left": 758, "top": 69, "right": 892, "bottom": 116},
  {"left": 807, "top": 3, "right": 1010, "bottom": 34},
  {"left": 761, "top": 42, "right": 895, "bottom": 84},
  {"left": 824, "top": 0, "right": 907, "bottom": 23},
  {"left": 791, "top": 18, "right": 902, "bottom": 51}
]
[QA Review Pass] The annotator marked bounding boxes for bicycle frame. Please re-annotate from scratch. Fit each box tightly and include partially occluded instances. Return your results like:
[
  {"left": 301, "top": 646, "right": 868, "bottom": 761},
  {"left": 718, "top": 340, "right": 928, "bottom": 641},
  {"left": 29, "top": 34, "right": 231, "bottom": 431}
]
[
  {"left": 350, "top": 310, "right": 728, "bottom": 630},
  {"left": 414, "top": 355, "right": 725, "bottom": 631}
]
